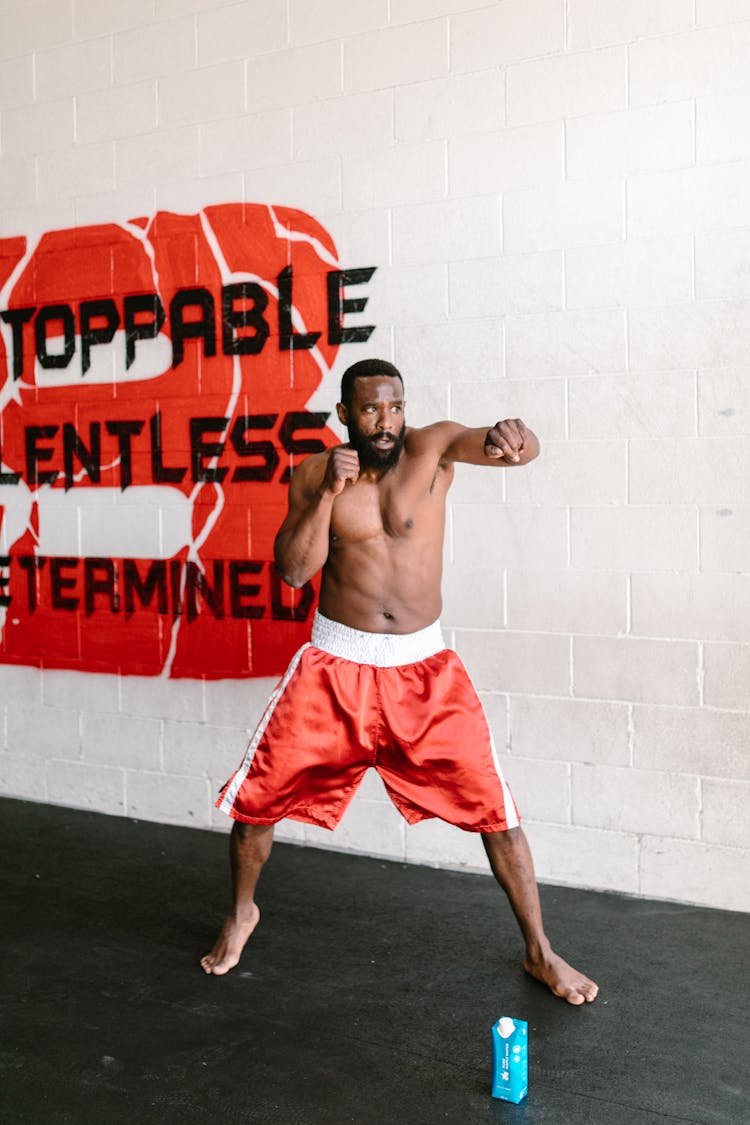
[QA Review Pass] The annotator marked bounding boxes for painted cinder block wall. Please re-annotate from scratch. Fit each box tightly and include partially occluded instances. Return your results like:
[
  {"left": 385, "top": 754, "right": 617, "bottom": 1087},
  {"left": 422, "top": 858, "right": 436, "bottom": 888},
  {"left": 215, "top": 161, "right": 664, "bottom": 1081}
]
[{"left": 1, "top": 0, "right": 749, "bottom": 912}]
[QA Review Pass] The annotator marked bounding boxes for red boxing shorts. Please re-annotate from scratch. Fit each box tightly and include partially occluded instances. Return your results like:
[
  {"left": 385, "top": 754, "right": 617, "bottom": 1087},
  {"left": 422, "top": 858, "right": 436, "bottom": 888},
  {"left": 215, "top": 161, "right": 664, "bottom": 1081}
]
[{"left": 216, "top": 612, "right": 520, "bottom": 833}]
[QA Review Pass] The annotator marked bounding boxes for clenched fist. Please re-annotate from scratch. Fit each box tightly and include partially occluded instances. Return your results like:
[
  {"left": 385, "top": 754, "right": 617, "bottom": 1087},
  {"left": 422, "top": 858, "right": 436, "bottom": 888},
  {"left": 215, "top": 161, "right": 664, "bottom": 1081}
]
[
  {"left": 323, "top": 445, "right": 361, "bottom": 495},
  {"left": 485, "top": 419, "right": 530, "bottom": 463}
]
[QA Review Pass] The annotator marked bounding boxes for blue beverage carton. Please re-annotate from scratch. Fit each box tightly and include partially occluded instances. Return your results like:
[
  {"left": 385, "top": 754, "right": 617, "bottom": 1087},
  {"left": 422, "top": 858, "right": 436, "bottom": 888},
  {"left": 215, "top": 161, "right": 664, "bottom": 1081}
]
[{"left": 491, "top": 1016, "right": 528, "bottom": 1103}]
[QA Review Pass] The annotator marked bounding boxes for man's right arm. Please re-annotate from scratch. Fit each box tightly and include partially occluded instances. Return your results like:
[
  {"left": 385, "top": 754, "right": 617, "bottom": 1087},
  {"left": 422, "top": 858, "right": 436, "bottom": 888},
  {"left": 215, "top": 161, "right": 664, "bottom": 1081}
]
[{"left": 273, "top": 445, "right": 360, "bottom": 589}]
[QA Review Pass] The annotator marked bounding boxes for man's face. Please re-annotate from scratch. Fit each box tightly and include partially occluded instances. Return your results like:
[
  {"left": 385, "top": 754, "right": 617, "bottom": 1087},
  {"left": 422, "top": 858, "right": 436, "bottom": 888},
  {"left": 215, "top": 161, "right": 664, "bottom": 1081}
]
[{"left": 338, "top": 375, "right": 406, "bottom": 471}]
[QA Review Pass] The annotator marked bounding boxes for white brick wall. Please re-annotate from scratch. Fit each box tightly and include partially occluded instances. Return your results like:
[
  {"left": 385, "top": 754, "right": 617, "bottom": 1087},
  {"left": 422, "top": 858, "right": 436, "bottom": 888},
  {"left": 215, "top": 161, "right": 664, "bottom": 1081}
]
[
  {"left": 566, "top": 237, "right": 693, "bottom": 309},
  {"left": 567, "top": 0, "right": 694, "bottom": 52},
  {"left": 449, "top": 121, "right": 563, "bottom": 195},
  {"left": 0, "top": 2, "right": 72, "bottom": 60},
  {"left": 503, "top": 178, "right": 624, "bottom": 253},
  {"left": 505, "top": 308, "right": 626, "bottom": 377},
  {"left": 566, "top": 102, "right": 693, "bottom": 179},
  {"left": 247, "top": 42, "right": 342, "bottom": 113},
  {"left": 450, "top": 251, "right": 564, "bottom": 317},
  {"left": 450, "top": 1, "right": 564, "bottom": 73},
  {"left": 344, "top": 20, "right": 449, "bottom": 91},
  {"left": 395, "top": 70, "right": 506, "bottom": 142},
  {"left": 1, "top": 0, "right": 749, "bottom": 914},
  {"left": 573, "top": 638, "right": 700, "bottom": 706},
  {"left": 196, "top": 1, "right": 287, "bottom": 64},
  {"left": 392, "top": 196, "right": 502, "bottom": 264},
  {"left": 158, "top": 61, "right": 245, "bottom": 127},
  {"left": 0, "top": 54, "right": 34, "bottom": 107},
  {"left": 2, "top": 97, "right": 74, "bottom": 156},
  {"left": 629, "top": 21, "right": 750, "bottom": 105},
  {"left": 696, "top": 234, "right": 750, "bottom": 300},
  {"left": 113, "top": 17, "right": 195, "bottom": 85}
]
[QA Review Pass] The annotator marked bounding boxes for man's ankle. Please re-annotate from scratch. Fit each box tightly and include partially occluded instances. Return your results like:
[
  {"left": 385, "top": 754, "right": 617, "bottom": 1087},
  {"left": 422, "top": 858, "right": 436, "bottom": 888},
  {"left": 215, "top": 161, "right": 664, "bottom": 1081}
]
[
  {"left": 230, "top": 903, "right": 259, "bottom": 923},
  {"left": 524, "top": 937, "right": 552, "bottom": 965}
]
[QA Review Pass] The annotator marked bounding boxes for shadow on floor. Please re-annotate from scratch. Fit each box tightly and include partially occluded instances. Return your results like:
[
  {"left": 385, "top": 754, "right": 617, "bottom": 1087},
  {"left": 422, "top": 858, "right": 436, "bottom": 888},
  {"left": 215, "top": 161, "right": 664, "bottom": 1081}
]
[{"left": 1, "top": 797, "right": 748, "bottom": 1125}]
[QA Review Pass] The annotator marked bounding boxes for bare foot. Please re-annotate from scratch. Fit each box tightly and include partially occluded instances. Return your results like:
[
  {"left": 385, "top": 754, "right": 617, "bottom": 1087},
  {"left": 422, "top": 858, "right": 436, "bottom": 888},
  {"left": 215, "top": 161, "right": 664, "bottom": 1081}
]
[
  {"left": 524, "top": 949, "right": 599, "bottom": 1005},
  {"left": 200, "top": 903, "right": 260, "bottom": 975}
]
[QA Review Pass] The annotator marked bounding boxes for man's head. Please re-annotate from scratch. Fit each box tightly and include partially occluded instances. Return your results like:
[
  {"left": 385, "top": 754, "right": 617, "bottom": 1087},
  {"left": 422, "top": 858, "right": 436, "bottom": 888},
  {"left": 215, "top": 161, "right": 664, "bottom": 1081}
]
[{"left": 337, "top": 358, "right": 406, "bottom": 471}]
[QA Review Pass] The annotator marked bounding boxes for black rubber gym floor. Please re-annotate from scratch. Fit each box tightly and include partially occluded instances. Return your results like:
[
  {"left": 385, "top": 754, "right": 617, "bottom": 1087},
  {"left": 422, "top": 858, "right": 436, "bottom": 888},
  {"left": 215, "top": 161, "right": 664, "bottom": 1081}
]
[{"left": 2, "top": 796, "right": 748, "bottom": 1124}]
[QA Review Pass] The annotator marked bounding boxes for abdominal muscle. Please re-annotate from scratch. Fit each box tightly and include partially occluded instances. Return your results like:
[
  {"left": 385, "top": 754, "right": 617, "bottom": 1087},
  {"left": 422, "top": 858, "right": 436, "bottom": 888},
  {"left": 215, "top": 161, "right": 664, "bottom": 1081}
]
[{"left": 318, "top": 533, "right": 444, "bottom": 634}]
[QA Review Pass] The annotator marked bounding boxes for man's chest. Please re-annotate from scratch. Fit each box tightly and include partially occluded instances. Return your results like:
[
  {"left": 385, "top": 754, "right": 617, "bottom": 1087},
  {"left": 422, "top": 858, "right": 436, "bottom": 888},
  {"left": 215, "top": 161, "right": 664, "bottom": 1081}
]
[{"left": 329, "top": 463, "right": 449, "bottom": 545}]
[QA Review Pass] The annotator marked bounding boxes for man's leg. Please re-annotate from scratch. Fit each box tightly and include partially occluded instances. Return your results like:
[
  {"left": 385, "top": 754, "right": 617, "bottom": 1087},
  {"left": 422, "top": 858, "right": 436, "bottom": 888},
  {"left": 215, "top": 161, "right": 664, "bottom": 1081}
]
[
  {"left": 482, "top": 827, "right": 598, "bottom": 1005},
  {"left": 201, "top": 822, "right": 274, "bottom": 975}
]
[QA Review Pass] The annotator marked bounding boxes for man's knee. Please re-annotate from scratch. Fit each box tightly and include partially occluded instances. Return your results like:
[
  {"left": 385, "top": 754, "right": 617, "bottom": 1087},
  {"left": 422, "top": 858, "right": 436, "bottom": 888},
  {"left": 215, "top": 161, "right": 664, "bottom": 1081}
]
[
  {"left": 482, "top": 825, "right": 527, "bottom": 863},
  {"left": 482, "top": 825, "right": 522, "bottom": 846},
  {"left": 232, "top": 820, "right": 274, "bottom": 857}
]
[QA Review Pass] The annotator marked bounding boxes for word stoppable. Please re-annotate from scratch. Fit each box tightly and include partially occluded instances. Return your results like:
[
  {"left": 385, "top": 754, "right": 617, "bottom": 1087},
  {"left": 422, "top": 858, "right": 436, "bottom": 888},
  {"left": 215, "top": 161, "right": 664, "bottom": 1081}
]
[{"left": 0, "top": 267, "right": 376, "bottom": 379}]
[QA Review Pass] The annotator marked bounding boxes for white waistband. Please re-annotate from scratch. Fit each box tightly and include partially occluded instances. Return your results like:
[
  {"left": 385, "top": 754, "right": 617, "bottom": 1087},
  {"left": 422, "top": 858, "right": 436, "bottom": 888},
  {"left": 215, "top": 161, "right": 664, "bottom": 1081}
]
[{"left": 310, "top": 611, "right": 445, "bottom": 667}]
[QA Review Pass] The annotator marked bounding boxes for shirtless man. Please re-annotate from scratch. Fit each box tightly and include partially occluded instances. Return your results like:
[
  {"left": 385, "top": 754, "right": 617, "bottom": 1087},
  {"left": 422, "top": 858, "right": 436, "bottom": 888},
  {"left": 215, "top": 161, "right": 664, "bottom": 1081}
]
[{"left": 202, "top": 358, "right": 598, "bottom": 1006}]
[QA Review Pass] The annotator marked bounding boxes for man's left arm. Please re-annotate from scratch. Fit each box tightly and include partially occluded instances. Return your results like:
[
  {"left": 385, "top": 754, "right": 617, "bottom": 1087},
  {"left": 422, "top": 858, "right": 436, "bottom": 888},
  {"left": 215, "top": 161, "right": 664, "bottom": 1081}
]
[{"left": 442, "top": 418, "right": 540, "bottom": 466}]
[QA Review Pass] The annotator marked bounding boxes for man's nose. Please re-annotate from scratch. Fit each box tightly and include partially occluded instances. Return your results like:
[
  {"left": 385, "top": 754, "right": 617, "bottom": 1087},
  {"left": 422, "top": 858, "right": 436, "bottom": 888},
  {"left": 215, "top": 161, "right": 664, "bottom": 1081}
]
[{"left": 376, "top": 409, "right": 393, "bottom": 431}]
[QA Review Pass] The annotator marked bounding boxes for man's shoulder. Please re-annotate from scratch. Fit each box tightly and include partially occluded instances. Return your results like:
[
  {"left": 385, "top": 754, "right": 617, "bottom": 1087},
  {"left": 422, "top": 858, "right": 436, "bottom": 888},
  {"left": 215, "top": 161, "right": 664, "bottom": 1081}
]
[
  {"left": 299, "top": 448, "right": 332, "bottom": 471},
  {"left": 289, "top": 448, "right": 329, "bottom": 493},
  {"left": 404, "top": 420, "right": 456, "bottom": 445},
  {"left": 404, "top": 420, "right": 464, "bottom": 456}
]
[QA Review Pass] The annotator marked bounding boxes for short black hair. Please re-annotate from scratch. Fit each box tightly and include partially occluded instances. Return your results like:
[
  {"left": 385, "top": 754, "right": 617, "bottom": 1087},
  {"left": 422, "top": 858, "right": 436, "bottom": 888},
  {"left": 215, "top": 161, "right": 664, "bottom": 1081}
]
[{"left": 340, "top": 358, "right": 404, "bottom": 408}]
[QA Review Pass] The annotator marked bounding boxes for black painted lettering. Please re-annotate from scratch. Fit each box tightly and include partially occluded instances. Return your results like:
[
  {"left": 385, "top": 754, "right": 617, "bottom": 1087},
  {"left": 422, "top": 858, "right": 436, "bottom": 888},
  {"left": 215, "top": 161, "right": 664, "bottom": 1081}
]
[
  {"left": 105, "top": 419, "right": 144, "bottom": 491},
  {"left": 169, "top": 287, "right": 216, "bottom": 367},
  {"left": 0, "top": 426, "right": 21, "bottom": 485},
  {"left": 229, "top": 414, "right": 279, "bottom": 483},
  {"left": 80, "top": 299, "right": 120, "bottom": 375},
  {"left": 221, "top": 282, "right": 269, "bottom": 355},
  {"left": 35, "top": 304, "right": 76, "bottom": 369},
  {"left": 279, "top": 411, "right": 329, "bottom": 483},
  {"left": 190, "top": 417, "right": 229, "bottom": 484},
  {"left": 270, "top": 567, "right": 314, "bottom": 622},
  {"left": 18, "top": 555, "right": 45, "bottom": 612},
  {"left": 25, "top": 425, "right": 59, "bottom": 486},
  {"left": 50, "top": 557, "right": 79, "bottom": 611},
  {"left": 185, "top": 560, "right": 224, "bottom": 623},
  {"left": 0, "top": 307, "right": 35, "bottom": 380},
  {"left": 0, "top": 464, "right": 20, "bottom": 485},
  {"left": 277, "top": 266, "right": 321, "bottom": 351},
  {"left": 0, "top": 555, "right": 11, "bottom": 608},
  {"left": 124, "top": 293, "right": 165, "bottom": 369},
  {"left": 170, "top": 559, "right": 183, "bottom": 616},
  {"left": 327, "top": 267, "right": 376, "bottom": 345},
  {"left": 84, "top": 557, "right": 118, "bottom": 615},
  {"left": 229, "top": 560, "right": 264, "bottom": 619},
  {"left": 122, "top": 559, "right": 168, "bottom": 615},
  {"left": 63, "top": 421, "right": 101, "bottom": 490},
  {"left": 150, "top": 411, "right": 187, "bottom": 484}
]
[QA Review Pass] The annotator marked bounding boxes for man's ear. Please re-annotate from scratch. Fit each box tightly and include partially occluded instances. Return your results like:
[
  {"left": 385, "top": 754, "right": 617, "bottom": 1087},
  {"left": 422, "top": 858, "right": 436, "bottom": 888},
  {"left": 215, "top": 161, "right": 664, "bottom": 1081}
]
[{"left": 336, "top": 402, "right": 347, "bottom": 426}]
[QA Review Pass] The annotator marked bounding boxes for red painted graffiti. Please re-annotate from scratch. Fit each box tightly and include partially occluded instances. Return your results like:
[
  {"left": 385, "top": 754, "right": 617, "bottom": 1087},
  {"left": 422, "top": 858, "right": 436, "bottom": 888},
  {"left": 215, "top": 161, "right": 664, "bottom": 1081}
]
[{"left": 0, "top": 204, "right": 376, "bottom": 678}]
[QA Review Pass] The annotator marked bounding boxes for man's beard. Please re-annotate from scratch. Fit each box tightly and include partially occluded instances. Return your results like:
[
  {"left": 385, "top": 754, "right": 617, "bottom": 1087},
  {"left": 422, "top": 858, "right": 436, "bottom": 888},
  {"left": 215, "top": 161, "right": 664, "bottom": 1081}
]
[{"left": 347, "top": 420, "right": 406, "bottom": 471}]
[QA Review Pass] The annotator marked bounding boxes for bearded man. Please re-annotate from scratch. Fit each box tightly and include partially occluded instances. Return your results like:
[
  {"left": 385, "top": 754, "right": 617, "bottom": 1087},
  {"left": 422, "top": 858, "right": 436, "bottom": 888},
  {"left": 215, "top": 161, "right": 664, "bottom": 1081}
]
[{"left": 202, "top": 358, "right": 598, "bottom": 1006}]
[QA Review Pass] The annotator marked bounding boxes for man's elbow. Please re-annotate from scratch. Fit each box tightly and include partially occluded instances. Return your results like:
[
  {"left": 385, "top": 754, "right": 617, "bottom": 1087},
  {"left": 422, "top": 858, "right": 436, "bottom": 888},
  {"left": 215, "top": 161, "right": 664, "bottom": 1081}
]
[
  {"left": 273, "top": 550, "right": 308, "bottom": 590},
  {"left": 279, "top": 571, "right": 306, "bottom": 590},
  {"left": 273, "top": 541, "right": 295, "bottom": 588}
]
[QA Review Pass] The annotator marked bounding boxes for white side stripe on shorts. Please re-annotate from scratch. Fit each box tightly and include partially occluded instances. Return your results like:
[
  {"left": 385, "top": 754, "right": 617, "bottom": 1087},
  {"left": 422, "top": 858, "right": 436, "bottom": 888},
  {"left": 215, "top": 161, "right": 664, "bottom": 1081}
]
[
  {"left": 482, "top": 703, "right": 520, "bottom": 830},
  {"left": 218, "top": 643, "right": 310, "bottom": 816}
]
